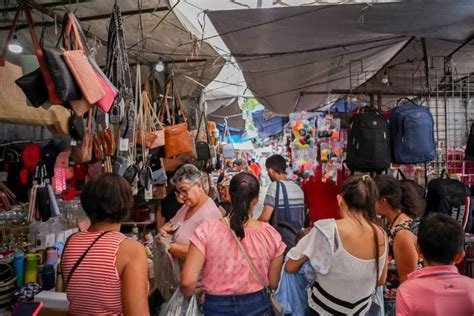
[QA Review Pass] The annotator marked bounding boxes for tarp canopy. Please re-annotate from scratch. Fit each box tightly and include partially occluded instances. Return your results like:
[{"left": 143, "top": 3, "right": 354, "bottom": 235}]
[{"left": 207, "top": 1, "right": 474, "bottom": 114}]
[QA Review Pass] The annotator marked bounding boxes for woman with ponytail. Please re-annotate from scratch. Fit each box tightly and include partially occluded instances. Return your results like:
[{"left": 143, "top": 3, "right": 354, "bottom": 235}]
[
  {"left": 374, "top": 175, "right": 422, "bottom": 315},
  {"left": 180, "top": 173, "right": 285, "bottom": 315},
  {"left": 286, "top": 176, "right": 388, "bottom": 315}
]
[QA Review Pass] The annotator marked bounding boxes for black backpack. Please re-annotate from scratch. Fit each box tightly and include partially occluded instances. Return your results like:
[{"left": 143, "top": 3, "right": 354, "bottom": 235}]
[
  {"left": 426, "top": 170, "right": 473, "bottom": 232},
  {"left": 346, "top": 107, "right": 391, "bottom": 172}
]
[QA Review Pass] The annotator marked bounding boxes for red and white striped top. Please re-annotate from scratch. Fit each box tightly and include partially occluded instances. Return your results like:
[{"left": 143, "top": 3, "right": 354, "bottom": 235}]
[{"left": 62, "top": 231, "right": 127, "bottom": 315}]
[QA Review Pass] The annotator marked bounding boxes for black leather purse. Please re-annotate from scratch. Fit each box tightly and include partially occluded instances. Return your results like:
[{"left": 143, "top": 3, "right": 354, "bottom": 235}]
[
  {"left": 42, "top": 45, "right": 82, "bottom": 102},
  {"left": 41, "top": 14, "right": 82, "bottom": 102},
  {"left": 123, "top": 164, "right": 139, "bottom": 184},
  {"left": 195, "top": 112, "right": 211, "bottom": 161},
  {"left": 15, "top": 68, "right": 49, "bottom": 107}
]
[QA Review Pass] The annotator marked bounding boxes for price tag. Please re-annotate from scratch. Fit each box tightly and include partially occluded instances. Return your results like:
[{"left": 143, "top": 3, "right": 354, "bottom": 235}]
[
  {"left": 70, "top": 139, "right": 77, "bottom": 146},
  {"left": 132, "top": 182, "right": 138, "bottom": 195},
  {"left": 144, "top": 186, "right": 153, "bottom": 200},
  {"left": 119, "top": 138, "right": 129, "bottom": 151}
]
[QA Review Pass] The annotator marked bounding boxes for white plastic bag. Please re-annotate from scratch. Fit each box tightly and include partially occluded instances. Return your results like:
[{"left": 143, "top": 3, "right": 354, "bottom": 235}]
[
  {"left": 159, "top": 289, "right": 188, "bottom": 316},
  {"left": 153, "top": 236, "right": 180, "bottom": 301},
  {"left": 186, "top": 294, "right": 203, "bottom": 316}
]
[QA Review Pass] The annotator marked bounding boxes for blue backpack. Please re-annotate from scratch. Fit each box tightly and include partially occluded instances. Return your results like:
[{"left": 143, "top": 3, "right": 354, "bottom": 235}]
[
  {"left": 270, "top": 182, "right": 305, "bottom": 250},
  {"left": 389, "top": 100, "right": 436, "bottom": 164}
]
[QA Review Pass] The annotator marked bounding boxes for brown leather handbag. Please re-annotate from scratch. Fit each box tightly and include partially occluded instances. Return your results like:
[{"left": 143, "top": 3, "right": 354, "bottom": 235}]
[
  {"left": 91, "top": 134, "right": 104, "bottom": 163},
  {"left": 164, "top": 123, "right": 194, "bottom": 158}
]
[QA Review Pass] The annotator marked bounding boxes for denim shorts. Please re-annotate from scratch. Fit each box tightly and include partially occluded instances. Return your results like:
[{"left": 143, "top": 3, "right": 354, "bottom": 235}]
[{"left": 203, "top": 289, "right": 273, "bottom": 316}]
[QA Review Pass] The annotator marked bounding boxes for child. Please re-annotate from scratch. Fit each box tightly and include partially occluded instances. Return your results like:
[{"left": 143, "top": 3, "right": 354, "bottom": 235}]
[{"left": 396, "top": 213, "right": 474, "bottom": 315}]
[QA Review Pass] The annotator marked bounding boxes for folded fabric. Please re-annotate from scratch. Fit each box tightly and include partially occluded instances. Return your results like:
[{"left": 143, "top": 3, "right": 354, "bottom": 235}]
[
  {"left": 286, "top": 219, "right": 336, "bottom": 275},
  {"left": 274, "top": 263, "right": 309, "bottom": 315}
]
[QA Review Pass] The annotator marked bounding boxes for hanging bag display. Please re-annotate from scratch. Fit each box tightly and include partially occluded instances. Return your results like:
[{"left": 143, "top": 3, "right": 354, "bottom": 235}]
[
  {"left": 389, "top": 98, "right": 436, "bottom": 164},
  {"left": 346, "top": 106, "right": 390, "bottom": 172}
]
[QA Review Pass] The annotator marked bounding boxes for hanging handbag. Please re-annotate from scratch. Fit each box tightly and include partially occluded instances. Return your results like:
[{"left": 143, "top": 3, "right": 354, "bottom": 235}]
[
  {"left": 113, "top": 156, "right": 128, "bottom": 176},
  {"left": 69, "top": 112, "right": 85, "bottom": 141},
  {"left": 164, "top": 123, "right": 195, "bottom": 158},
  {"left": 465, "top": 123, "right": 474, "bottom": 160},
  {"left": 63, "top": 50, "right": 105, "bottom": 104},
  {"left": 71, "top": 111, "right": 93, "bottom": 163},
  {"left": 15, "top": 68, "right": 49, "bottom": 108},
  {"left": 195, "top": 111, "right": 211, "bottom": 161},
  {"left": 91, "top": 134, "right": 104, "bottom": 163},
  {"left": 143, "top": 88, "right": 165, "bottom": 148},
  {"left": 222, "top": 121, "right": 235, "bottom": 159},
  {"left": 223, "top": 218, "right": 284, "bottom": 316},
  {"left": 123, "top": 164, "right": 139, "bottom": 184}
]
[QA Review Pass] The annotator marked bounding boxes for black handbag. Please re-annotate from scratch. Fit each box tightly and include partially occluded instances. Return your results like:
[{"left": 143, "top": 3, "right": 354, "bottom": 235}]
[
  {"left": 69, "top": 112, "right": 85, "bottom": 141},
  {"left": 15, "top": 68, "right": 49, "bottom": 107},
  {"left": 195, "top": 112, "right": 211, "bottom": 161},
  {"left": 41, "top": 14, "right": 82, "bottom": 102},
  {"left": 42, "top": 45, "right": 82, "bottom": 102}
]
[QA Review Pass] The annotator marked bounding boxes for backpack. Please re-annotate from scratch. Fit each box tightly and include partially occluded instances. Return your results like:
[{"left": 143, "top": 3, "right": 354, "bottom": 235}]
[
  {"left": 346, "top": 107, "right": 391, "bottom": 172},
  {"left": 270, "top": 181, "right": 305, "bottom": 250},
  {"left": 426, "top": 170, "right": 473, "bottom": 232},
  {"left": 389, "top": 100, "right": 436, "bottom": 164}
]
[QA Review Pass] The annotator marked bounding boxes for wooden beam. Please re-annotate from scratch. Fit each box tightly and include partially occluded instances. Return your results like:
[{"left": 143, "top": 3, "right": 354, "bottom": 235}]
[{"left": 0, "top": 6, "right": 169, "bottom": 31}]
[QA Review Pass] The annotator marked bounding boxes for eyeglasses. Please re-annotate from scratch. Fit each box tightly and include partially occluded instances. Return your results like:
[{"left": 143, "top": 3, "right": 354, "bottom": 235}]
[{"left": 175, "top": 182, "right": 198, "bottom": 198}]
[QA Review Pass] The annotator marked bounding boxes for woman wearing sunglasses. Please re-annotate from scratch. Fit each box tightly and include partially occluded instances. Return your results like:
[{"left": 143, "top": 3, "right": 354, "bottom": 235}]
[{"left": 158, "top": 164, "right": 222, "bottom": 262}]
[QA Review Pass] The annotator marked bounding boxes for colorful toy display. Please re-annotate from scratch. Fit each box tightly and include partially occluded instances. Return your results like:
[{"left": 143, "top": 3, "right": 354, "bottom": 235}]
[
  {"left": 292, "top": 119, "right": 316, "bottom": 149},
  {"left": 289, "top": 112, "right": 318, "bottom": 179}
]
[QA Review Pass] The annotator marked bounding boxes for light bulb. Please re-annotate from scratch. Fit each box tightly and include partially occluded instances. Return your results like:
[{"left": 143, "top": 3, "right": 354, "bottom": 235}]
[
  {"left": 381, "top": 69, "right": 389, "bottom": 85},
  {"left": 155, "top": 60, "right": 165, "bottom": 73},
  {"left": 8, "top": 36, "right": 22, "bottom": 54}
]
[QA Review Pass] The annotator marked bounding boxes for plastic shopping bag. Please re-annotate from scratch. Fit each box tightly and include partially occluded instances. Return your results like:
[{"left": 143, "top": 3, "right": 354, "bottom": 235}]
[
  {"left": 153, "top": 237, "right": 180, "bottom": 301},
  {"left": 185, "top": 294, "right": 203, "bottom": 316},
  {"left": 274, "top": 265, "right": 309, "bottom": 315},
  {"left": 159, "top": 289, "right": 188, "bottom": 316}
]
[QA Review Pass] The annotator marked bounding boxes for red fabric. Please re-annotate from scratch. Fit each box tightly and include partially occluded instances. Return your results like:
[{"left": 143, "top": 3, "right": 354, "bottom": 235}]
[
  {"left": 302, "top": 167, "right": 343, "bottom": 225},
  {"left": 22, "top": 144, "right": 41, "bottom": 173},
  {"left": 250, "top": 163, "right": 261, "bottom": 178}
]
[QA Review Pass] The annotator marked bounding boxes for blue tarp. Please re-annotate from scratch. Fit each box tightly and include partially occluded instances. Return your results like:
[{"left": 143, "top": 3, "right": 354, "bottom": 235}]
[
  {"left": 329, "top": 99, "right": 358, "bottom": 113},
  {"left": 251, "top": 110, "right": 285, "bottom": 138}
]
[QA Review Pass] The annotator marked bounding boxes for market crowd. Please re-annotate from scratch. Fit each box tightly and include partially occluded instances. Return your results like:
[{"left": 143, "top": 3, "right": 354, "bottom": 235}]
[{"left": 62, "top": 155, "right": 473, "bottom": 316}]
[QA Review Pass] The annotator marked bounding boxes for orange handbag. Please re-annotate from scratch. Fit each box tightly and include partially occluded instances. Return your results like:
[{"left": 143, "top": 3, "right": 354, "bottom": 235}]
[{"left": 164, "top": 123, "right": 194, "bottom": 158}]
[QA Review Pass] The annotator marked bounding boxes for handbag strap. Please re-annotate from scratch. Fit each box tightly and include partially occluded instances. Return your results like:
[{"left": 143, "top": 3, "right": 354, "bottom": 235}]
[
  {"left": 223, "top": 217, "right": 268, "bottom": 290},
  {"left": 64, "top": 231, "right": 110, "bottom": 289},
  {"left": 270, "top": 181, "right": 280, "bottom": 227}
]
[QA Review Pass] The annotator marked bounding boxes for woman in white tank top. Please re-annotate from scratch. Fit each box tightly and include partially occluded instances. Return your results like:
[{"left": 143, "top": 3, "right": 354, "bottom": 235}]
[{"left": 286, "top": 175, "right": 388, "bottom": 315}]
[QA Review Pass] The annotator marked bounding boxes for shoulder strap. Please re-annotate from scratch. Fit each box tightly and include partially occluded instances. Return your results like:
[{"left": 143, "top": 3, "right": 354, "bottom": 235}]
[
  {"left": 64, "top": 231, "right": 110, "bottom": 289},
  {"left": 223, "top": 218, "right": 268, "bottom": 289},
  {"left": 280, "top": 181, "right": 290, "bottom": 219},
  {"left": 270, "top": 181, "right": 280, "bottom": 226}
]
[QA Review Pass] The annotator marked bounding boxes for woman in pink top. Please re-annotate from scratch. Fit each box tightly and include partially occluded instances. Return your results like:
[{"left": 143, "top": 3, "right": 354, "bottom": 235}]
[
  {"left": 181, "top": 173, "right": 285, "bottom": 315},
  {"left": 158, "top": 164, "right": 222, "bottom": 261}
]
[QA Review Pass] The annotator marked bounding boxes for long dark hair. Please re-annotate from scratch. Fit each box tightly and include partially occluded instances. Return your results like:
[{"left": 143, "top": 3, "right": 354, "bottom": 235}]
[
  {"left": 229, "top": 173, "right": 260, "bottom": 239},
  {"left": 374, "top": 175, "right": 421, "bottom": 218},
  {"left": 340, "top": 176, "right": 381, "bottom": 287}
]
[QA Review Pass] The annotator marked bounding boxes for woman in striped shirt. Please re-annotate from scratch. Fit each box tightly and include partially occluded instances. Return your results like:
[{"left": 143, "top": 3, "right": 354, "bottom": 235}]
[{"left": 61, "top": 173, "right": 149, "bottom": 316}]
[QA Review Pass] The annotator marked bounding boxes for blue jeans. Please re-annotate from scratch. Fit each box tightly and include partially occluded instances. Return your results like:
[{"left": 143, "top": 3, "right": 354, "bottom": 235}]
[{"left": 203, "top": 289, "right": 273, "bottom": 316}]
